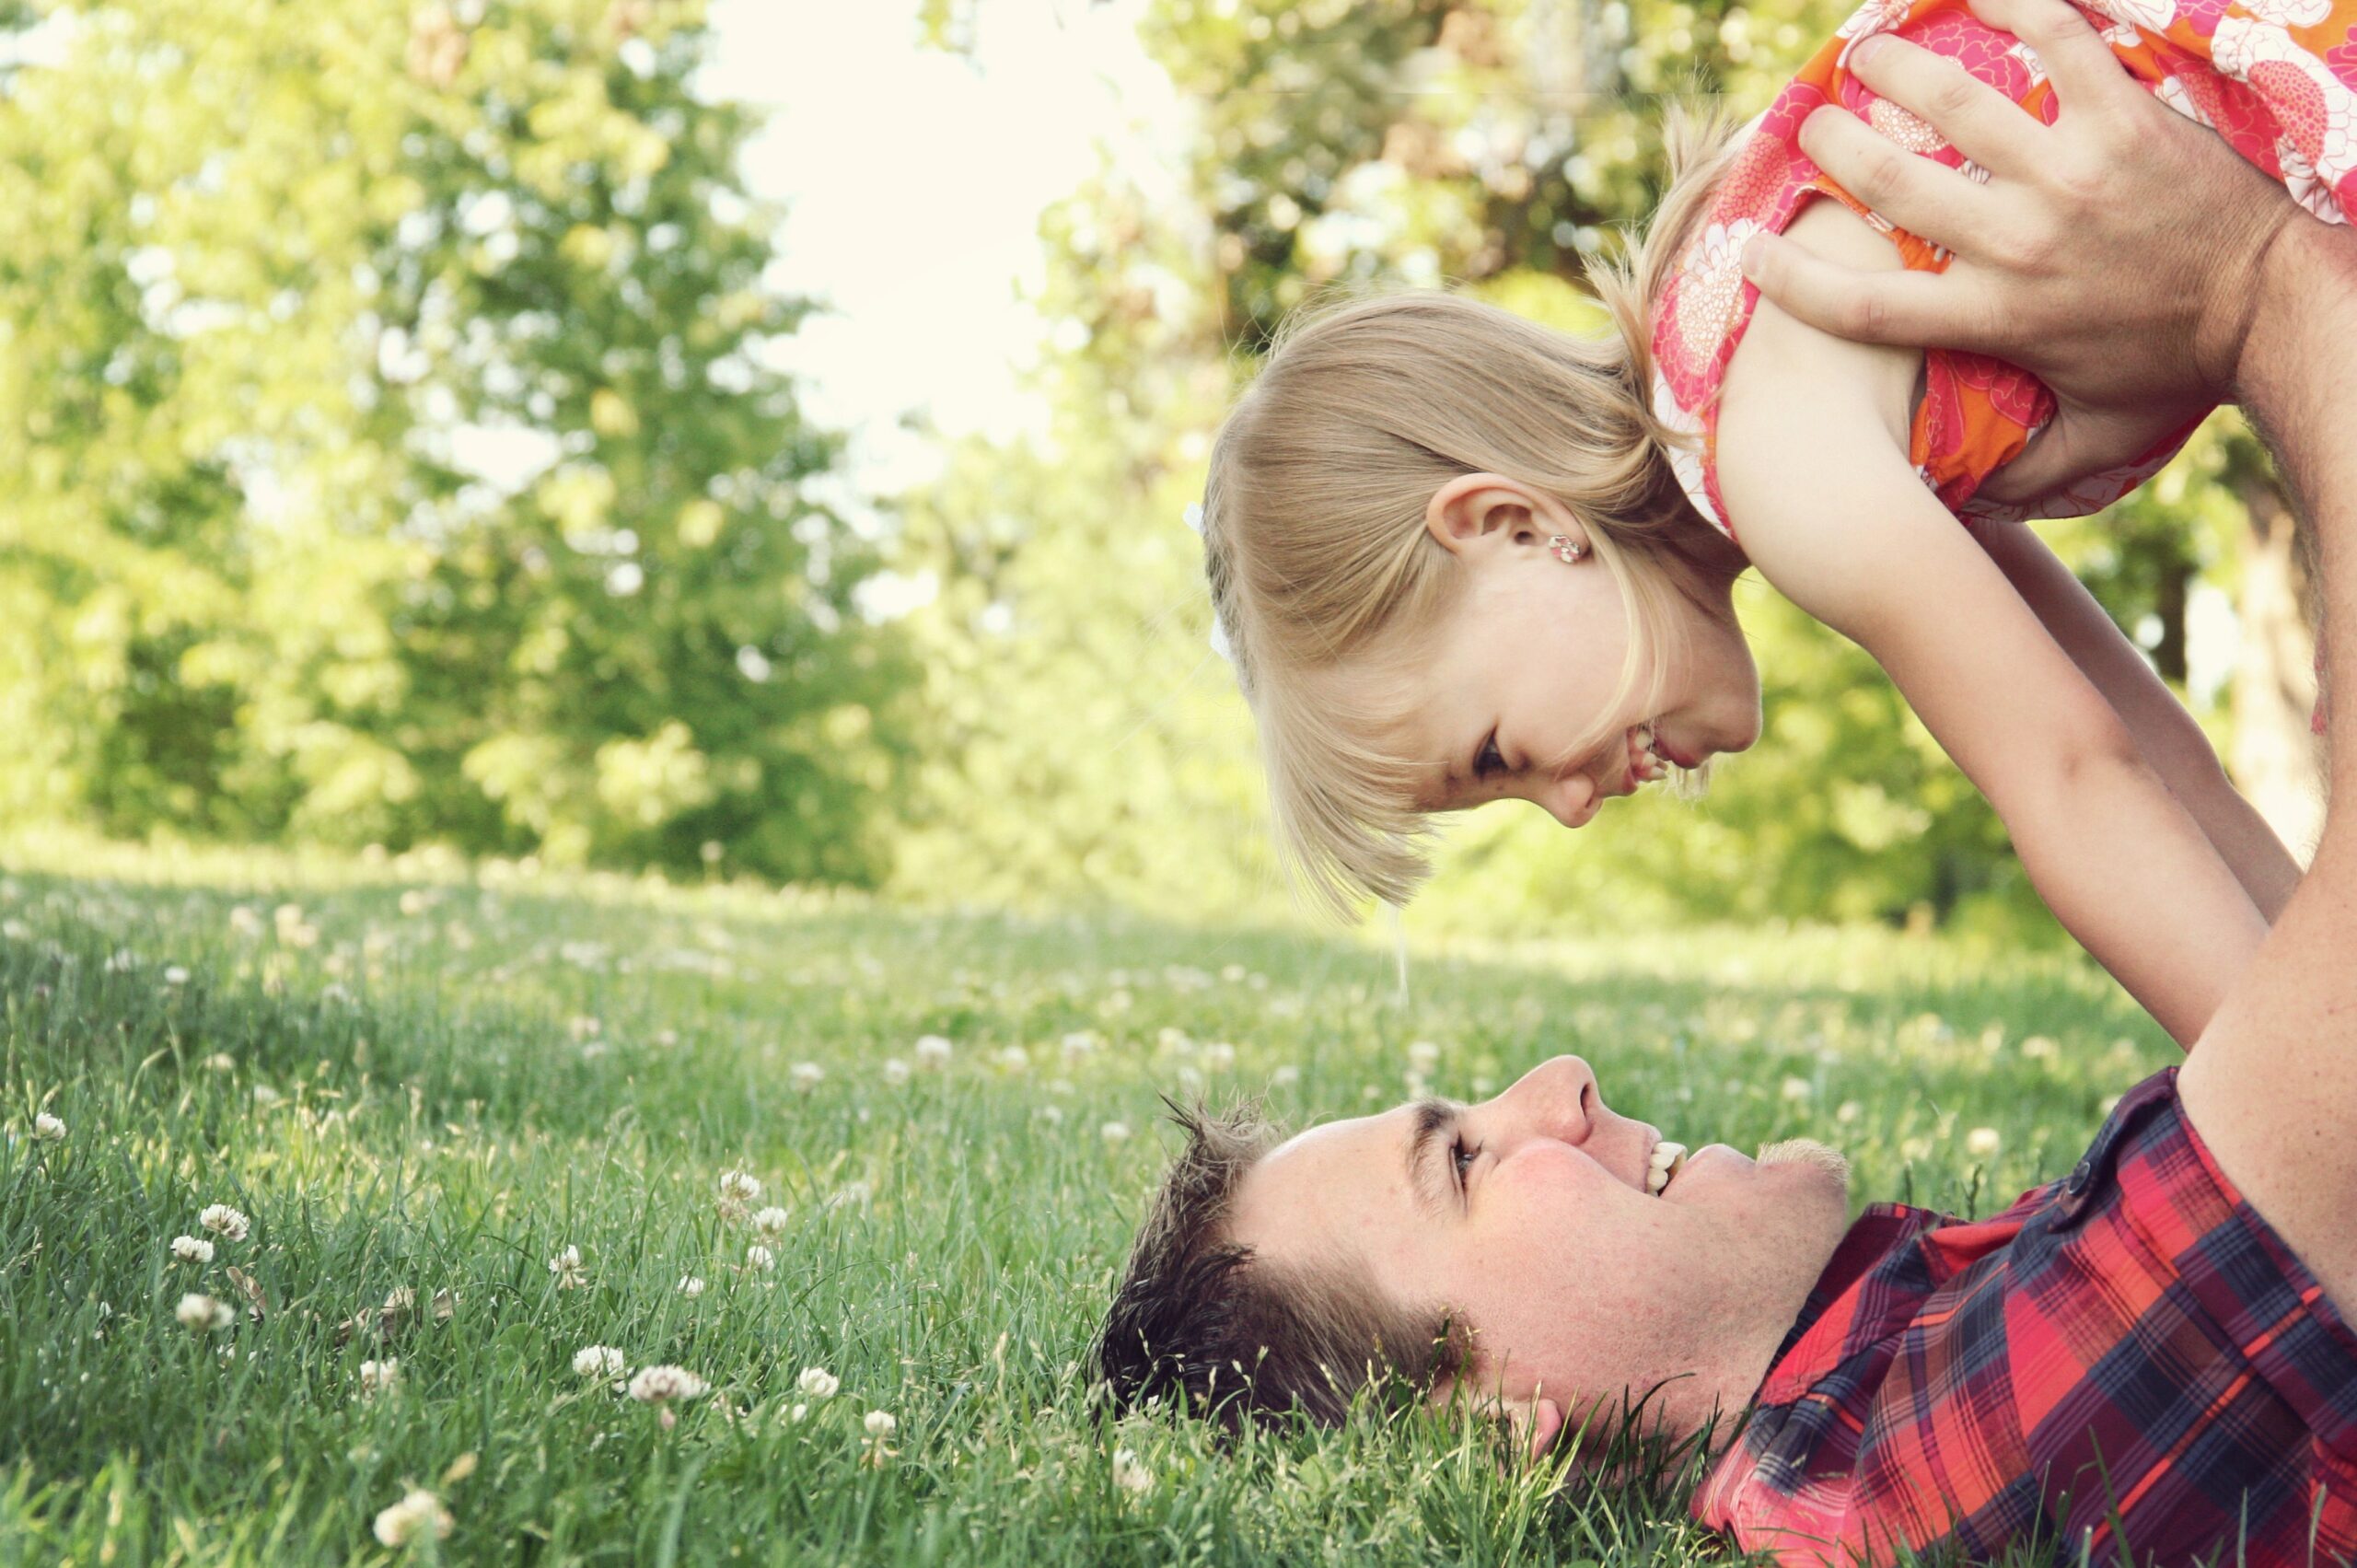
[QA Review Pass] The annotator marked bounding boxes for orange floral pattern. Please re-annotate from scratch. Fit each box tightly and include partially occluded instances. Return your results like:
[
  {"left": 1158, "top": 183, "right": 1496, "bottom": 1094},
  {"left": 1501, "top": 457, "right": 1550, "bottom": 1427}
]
[{"left": 1651, "top": 0, "right": 2357, "bottom": 543}]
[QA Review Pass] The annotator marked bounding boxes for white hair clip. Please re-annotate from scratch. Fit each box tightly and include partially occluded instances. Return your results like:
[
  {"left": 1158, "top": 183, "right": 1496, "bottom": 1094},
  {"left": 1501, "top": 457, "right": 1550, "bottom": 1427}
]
[{"left": 1183, "top": 502, "right": 1237, "bottom": 670}]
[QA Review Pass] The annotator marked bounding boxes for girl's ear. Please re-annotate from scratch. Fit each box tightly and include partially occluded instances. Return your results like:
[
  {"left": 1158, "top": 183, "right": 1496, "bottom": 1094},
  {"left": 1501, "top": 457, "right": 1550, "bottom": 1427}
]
[{"left": 1425, "top": 473, "right": 1585, "bottom": 563}]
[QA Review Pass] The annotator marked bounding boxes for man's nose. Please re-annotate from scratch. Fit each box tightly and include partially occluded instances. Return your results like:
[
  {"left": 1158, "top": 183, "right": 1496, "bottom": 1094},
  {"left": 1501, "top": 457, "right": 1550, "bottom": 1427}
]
[{"left": 1490, "top": 1053, "right": 1601, "bottom": 1146}]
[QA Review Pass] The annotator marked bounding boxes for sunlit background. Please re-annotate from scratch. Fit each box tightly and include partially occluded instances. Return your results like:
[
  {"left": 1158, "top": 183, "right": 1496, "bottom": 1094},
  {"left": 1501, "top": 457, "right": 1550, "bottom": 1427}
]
[{"left": 0, "top": 0, "right": 2322, "bottom": 947}]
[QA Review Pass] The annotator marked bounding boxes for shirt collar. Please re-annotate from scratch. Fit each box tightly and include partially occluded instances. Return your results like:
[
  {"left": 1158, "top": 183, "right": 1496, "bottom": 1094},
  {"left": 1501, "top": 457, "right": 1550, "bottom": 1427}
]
[{"left": 1763, "top": 1201, "right": 1948, "bottom": 1378}]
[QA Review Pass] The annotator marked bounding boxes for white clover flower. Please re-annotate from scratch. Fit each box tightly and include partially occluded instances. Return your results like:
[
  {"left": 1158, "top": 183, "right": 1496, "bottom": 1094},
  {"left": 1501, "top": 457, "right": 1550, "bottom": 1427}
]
[
  {"left": 750, "top": 1205, "right": 790, "bottom": 1238},
  {"left": 164, "top": 965, "right": 190, "bottom": 985},
  {"left": 572, "top": 1345, "right": 625, "bottom": 1378},
  {"left": 250, "top": 1084, "right": 282, "bottom": 1107},
  {"left": 788, "top": 1401, "right": 809, "bottom": 1423},
  {"left": 1059, "top": 1030, "right": 1100, "bottom": 1064},
  {"left": 1781, "top": 1076, "right": 1815, "bottom": 1103},
  {"left": 880, "top": 1057, "right": 911, "bottom": 1086},
  {"left": 170, "top": 1235, "right": 214, "bottom": 1265},
  {"left": 1407, "top": 1040, "right": 1443, "bottom": 1073},
  {"left": 371, "top": 1488, "right": 453, "bottom": 1548},
  {"left": 825, "top": 1180, "right": 871, "bottom": 1211},
  {"left": 745, "top": 1244, "right": 775, "bottom": 1272},
  {"left": 993, "top": 1045, "right": 1028, "bottom": 1074},
  {"left": 863, "top": 1410, "right": 897, "bottom": 1438},
  {"left": 717, "top": 1168, "right": 762, "bottom": 1210},
  {"left": 357, "top": 1357, "right": 401, "bottom": 1396},
  {"left": 913, "top": 1034, "right": 953, "bottom": 1070},
  {"left": 1112, "top": 1446, "right": 1154, "bottom": 1496},
  {"left": 203, "top": 1052, "right": 237, "bottom": 1072},
  {"left": 1099, "top": 1121, "right": 1131, "bottom": 1145},
  {"left": 1201, "top": 1041, "right": 1237, "bottom": 1072},
  {"left": 796, "top": 1366, "right": 839, "bottom": 1400},
  {"left": 677, "top": 1275, "right": 706, "bottom": 1298},
  {"left": 1835, "top": 1100, "right": 1862, "bottom": 1124},
  {"left": 176, "top": 1293, "right": 235, "bottom": 1331},
  {"left": 628, "top": 1365, "right": 710, "bottom": 1407},
  {"left": 1036, "top": 1105, "right": 1064, "bottom": 1126},
  {"left": 32, "top": 1112, "right": 64, "bottom": 1143},
  {"left": 1271, "top": 1064, "right": 1301, "bottom": 1087},
  {"left": 789, "top": 1062, "right": 824, "bottom": 1094},
  {"left": 199, "top": 1204, "right": 251, "bottom": 1242},
  {"left": 1965, "top": 1127, "right": 2003, "bottom": 1158},
  {"left": 547, "top": 1245, "right": 587, "bottom": 1289}
]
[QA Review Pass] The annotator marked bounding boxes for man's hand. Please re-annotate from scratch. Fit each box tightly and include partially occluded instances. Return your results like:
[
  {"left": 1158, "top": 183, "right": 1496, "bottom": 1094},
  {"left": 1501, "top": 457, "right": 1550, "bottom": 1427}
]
[{"left": 1738, "top": 0, "right": 2303, "bottom": 503}]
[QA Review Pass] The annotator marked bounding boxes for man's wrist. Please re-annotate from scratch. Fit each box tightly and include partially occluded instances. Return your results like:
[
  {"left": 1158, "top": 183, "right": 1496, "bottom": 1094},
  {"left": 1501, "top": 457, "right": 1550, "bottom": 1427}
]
[{"left": 2232, "top": 215, "right": 2357, "bottom": 427}]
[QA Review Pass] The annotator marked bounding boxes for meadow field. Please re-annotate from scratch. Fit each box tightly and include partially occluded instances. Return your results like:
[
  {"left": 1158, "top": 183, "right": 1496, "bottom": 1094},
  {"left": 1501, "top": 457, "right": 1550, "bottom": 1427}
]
[{"left": 1, "top": 837, "right": 2178, "bottom": 1566}]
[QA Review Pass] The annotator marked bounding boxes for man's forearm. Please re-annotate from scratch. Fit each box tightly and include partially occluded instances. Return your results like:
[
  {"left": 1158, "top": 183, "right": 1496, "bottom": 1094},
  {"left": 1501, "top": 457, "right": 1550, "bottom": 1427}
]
[{"left": 2235, "top": 218, "right": 2357, "bottom": 798}]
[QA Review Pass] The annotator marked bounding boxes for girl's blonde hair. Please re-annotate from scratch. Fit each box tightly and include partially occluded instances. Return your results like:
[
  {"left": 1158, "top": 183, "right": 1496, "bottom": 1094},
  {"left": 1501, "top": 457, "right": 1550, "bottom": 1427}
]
[{"left": 1202, "top": 108, "right": 1751, "bottom": 919}]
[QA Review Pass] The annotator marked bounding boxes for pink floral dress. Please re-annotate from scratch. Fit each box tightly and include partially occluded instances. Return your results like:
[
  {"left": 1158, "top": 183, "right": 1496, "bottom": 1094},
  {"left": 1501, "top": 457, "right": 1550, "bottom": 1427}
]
[{"left": 1650, "top": 0, "right": 2357, "bottom": 542}]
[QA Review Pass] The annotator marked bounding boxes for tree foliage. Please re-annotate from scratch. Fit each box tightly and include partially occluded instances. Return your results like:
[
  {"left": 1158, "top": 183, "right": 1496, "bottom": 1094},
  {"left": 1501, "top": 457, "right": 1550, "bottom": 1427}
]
[{"left": 0, "top": 0, "right": 911, "bottom": 883}]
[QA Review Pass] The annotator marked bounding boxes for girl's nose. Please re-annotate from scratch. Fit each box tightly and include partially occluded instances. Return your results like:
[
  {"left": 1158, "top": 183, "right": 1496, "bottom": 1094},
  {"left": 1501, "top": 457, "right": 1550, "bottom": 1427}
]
[{"left": 1547, "top": 772, "right": 1601, "bottom": 830}]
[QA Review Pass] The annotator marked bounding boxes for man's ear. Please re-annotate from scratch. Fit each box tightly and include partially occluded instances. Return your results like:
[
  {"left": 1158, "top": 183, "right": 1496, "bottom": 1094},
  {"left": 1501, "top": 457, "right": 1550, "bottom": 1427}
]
[
  {"left": 1424, "top": 473, "right": 1579, "bottom": 561},
  {"left": 1502, "top": 1392, "right": 1567, "bottom": 1464},
  {"left": 1434, "top": 1372, "right": 1569, "bottom": 1466}
]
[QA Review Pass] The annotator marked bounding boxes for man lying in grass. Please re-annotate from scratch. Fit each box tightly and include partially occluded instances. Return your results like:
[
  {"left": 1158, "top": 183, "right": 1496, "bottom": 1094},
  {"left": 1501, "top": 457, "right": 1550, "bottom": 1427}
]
[{"left": 1103, "top": 1, "right": 2357, "bottom": 1558}]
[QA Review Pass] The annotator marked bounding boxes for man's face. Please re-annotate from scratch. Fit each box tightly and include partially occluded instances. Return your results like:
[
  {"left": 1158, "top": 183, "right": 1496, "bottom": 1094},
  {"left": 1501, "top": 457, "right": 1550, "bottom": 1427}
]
[{"left": 1225, "top": 1054, "right": 1852, "bottom": 1444}]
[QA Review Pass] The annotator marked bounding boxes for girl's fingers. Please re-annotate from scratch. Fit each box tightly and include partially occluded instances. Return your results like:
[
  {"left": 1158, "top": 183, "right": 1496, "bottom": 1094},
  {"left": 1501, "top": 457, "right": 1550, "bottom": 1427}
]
[
  {"left": 1796, "top": 103, "right": 2002, "bottom": 241},
  {"left": 1741, "top": 230, "right": 1999, "bottom": 352},
  {"left": 1845, "top": 34, "right": 2048, "bottom": 176},
  {"left": 1963, "top": 0, "right": 2138, "bottom": 116}
]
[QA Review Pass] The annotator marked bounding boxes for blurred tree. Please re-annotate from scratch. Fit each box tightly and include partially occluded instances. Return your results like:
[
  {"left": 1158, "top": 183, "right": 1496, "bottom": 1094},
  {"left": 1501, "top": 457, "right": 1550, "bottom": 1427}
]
[{"left": 0, "top": 0, "right": 911, "bottom": 882}]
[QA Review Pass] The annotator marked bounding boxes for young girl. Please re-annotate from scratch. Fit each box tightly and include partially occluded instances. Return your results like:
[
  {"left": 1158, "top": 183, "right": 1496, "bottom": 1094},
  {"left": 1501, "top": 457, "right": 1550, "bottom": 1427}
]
[{"left": 1199, "top": 0, "right": 2335, "bottom": 1046}]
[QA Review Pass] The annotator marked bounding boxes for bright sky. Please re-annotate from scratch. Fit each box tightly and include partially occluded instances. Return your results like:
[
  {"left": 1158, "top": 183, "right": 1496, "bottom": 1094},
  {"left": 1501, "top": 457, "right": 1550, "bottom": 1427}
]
[{"left": 701, "top": 0, "right": 1175, "bottom": 502}]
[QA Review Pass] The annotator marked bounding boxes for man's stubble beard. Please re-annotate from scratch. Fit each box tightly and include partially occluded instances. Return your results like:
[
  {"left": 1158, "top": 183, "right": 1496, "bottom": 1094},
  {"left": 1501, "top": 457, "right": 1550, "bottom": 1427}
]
[{"left": 1754, "top": 1136, "right": 1852, "bottom": 1188}]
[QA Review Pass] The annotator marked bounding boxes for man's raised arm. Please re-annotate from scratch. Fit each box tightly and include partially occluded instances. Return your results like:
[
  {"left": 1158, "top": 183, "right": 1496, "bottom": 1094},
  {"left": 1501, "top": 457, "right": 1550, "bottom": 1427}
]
[{"left": 2175, "top": 218, "right": 2357, "bottom": 1316}]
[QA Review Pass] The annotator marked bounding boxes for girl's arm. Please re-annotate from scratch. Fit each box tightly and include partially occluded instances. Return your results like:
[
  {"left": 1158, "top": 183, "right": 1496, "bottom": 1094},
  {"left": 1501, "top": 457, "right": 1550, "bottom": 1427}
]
[
  {"left": 1716, "top": 198, "right": 2268, "bottom": 1047},
  {"left": 1970, "top": 521, "right": 2303, "bottom": 920}
]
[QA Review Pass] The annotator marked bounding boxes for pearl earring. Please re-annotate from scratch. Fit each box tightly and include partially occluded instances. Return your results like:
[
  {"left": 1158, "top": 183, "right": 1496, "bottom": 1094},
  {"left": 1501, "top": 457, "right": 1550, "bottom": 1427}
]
[{"left": 1549, "top": 535, "right": 1588, "bottom": 564}]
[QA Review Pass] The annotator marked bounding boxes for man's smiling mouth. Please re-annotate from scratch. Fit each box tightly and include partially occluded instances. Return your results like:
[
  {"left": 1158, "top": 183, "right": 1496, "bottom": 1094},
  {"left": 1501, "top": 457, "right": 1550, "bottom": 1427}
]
[{"left": 1646, "top": 1139, "right": 1690, "bottom": 1195}]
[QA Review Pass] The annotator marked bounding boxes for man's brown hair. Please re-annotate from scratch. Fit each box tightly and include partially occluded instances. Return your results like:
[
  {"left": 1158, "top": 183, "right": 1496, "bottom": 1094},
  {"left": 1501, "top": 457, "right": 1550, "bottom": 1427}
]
[{"left": 1096, "top": 1099, "right": 1465, "bottom": 1430}]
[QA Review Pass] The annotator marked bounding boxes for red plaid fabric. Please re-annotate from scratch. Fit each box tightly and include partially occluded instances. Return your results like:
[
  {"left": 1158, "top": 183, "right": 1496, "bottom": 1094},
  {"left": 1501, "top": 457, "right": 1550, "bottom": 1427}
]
[{"left": 1692, "top": 1067, "right": 2357, "bottom": 1565}]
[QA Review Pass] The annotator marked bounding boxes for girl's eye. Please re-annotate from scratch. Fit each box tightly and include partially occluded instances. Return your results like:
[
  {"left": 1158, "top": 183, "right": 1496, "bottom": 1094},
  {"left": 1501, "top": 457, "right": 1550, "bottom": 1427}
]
[
  {"left": 1453, "top": 1139, "right": 1478, "bottom": 1189},
  {"left": 1476, "top": 735, "right": 1505, "bottom": 778}
]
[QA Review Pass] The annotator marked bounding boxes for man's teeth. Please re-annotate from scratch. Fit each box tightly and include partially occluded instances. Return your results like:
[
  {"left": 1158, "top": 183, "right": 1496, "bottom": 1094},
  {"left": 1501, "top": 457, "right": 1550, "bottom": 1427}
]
[{"left": 1646, "top": 1140, "right": 1689, "bottom": 1195}]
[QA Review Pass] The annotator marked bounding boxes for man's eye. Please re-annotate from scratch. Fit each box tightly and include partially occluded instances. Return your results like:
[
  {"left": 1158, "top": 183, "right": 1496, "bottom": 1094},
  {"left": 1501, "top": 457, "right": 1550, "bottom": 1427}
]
[{"left": 1453, "top": 1139, "right": 1477, "bottom": 1188}]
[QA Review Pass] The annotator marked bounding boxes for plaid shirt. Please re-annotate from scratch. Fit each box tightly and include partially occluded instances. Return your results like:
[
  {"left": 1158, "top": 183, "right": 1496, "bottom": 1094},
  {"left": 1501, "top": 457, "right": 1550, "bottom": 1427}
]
[{"left": 1693, "top": 1067, "right": 2357, "bottom": 1566}]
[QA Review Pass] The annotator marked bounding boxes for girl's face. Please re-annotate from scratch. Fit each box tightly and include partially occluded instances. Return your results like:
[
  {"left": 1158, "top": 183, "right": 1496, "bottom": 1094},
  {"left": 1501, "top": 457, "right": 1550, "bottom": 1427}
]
[{"left": 1384, "top": 476, "right": 1760, "bottom": 830}]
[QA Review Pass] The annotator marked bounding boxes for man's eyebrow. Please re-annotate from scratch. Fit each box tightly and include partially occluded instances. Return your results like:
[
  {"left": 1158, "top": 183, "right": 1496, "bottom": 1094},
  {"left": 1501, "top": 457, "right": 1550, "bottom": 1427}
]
[{"left": 1405, "top": 1097, "right": 1459, "bottom": 1219}]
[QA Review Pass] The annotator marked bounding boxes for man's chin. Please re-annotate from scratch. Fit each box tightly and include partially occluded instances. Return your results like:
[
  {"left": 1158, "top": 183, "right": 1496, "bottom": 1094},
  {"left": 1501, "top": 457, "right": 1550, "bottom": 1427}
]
[{"left": 1755, "top": 1136, "right": 1852, "bottom": 1191}]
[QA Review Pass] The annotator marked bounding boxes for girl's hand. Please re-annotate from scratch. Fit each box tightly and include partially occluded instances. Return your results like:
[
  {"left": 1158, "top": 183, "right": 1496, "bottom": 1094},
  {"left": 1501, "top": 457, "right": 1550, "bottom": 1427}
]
[{"left": 1737, "top": 0, "right": 2302, "bottom": 503}]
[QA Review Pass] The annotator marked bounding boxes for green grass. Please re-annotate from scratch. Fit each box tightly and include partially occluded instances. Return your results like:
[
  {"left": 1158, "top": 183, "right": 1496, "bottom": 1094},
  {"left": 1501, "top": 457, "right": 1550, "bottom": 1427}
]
[{"left": 0, "top": 837, "right": 2178, "bottom": 1565}]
